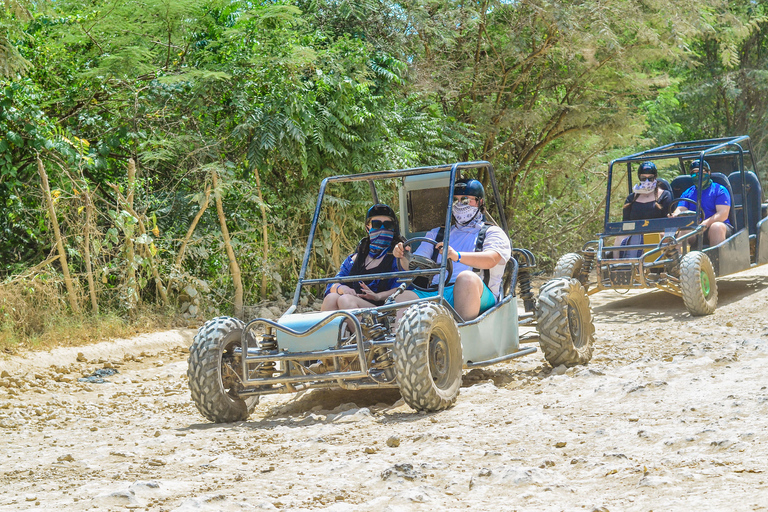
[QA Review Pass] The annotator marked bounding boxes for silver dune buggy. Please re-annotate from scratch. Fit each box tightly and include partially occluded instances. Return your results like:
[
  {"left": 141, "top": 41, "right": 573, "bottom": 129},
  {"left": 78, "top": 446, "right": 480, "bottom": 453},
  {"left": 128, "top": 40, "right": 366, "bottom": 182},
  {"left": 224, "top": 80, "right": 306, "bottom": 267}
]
[{"left": 188, "top": 162, "right": 595, "bottom": 423}]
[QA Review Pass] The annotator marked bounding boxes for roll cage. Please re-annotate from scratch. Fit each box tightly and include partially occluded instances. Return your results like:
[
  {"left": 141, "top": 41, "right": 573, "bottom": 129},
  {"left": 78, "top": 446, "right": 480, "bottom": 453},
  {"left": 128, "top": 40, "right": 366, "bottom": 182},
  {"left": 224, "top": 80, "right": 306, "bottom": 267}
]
[
  {"left": 599, "top": 136, "right": 766, "bottom": 276},
  {"left": 286, "top": 161, "right": 518, "bottom": 323}
]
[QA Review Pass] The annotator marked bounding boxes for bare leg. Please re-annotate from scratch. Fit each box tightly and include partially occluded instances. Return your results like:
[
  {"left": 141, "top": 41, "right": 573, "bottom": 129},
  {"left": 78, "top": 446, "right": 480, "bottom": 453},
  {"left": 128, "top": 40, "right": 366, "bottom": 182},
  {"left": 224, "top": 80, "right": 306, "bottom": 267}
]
[
  {"left": 322, "top": 293, "right": 379, "bottom": 311},
  {"left": 452, "top": 271, "right": 484, "bottom": 321},
  {"left": 708, "top": 222, "right": 728, "bottom": 245},
  {"left": 336, "top": 295, "right": 378, "bottom": 309},
  {"left": 321, "top": 294, "right": 341, "bottom": 311},
  {"left": 394, "top": 290, "right": 418, "bottom": 322},
  {"left": 315, "top": 294, "right": 380, "bottom": 371}
]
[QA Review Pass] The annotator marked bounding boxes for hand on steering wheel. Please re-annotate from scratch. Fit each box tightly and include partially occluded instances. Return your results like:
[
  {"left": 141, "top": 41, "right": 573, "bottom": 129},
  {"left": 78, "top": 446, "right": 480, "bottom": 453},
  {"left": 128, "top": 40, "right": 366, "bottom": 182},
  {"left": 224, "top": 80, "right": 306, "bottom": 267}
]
[
  {"left": 668, "top": 197, "right": 699, "bottom": 218},
  {"left": 397, "top": 237, "right": 454, "bottom": 292}
]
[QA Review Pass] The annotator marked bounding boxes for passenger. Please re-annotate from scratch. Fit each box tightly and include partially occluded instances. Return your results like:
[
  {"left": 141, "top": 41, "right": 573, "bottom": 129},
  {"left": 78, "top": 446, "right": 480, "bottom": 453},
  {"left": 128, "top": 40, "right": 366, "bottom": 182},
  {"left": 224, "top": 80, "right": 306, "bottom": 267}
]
[
  {"left": 623, "top": 162, "right": 673, "bottom": 221},
  {"left": 392, "top": 178, "right": 511, "bottom": 321},
  {"left": 670, "top": 159, "right": 733, "bottom": 246},
  {"left": 321, "top": 204, "right": 406, "bottom": 311},
  {"left": 616, "top": 161, "right": 673, "bottom": 257}
]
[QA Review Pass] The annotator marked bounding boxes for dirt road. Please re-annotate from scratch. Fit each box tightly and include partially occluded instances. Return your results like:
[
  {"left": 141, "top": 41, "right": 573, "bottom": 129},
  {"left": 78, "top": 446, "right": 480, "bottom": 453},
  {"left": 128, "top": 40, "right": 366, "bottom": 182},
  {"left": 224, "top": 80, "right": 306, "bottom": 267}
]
[{"left": 2, "top": 266, "right": 768, "bottom": 511}]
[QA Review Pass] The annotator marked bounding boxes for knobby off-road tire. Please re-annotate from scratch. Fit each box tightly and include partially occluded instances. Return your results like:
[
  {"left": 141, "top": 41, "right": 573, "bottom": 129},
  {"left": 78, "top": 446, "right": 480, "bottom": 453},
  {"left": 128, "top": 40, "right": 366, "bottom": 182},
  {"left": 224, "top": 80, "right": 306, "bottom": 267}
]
[
  {"left": 535, "top": 278, "right": 595, "bottom": 367},
  {"left": 680, "top": 251, "right": 718, "bottom": 316},
  {"left": 394, "top": 303, "right": 462, "bottom": 412},
  {"left": 553, "top": 252, "right": 588, "bottom": 290},
  {"left": 187, "top": 316, "right": 258, "bottom": 423}
]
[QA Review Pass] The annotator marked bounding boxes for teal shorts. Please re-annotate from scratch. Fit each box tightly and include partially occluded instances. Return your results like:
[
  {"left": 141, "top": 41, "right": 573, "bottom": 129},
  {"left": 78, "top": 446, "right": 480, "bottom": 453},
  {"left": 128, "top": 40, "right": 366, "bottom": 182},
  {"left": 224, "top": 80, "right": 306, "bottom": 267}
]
[{"left": 413, "top": 283, "right": 497, "bottom": 315}]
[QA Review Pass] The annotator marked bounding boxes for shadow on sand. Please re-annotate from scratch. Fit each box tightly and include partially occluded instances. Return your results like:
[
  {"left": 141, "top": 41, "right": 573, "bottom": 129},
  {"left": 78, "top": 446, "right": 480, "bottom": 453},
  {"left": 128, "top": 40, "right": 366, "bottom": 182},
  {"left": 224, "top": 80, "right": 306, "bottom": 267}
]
[
  {"left": 184, "top": 362, "right": 556, "bottom": 429},
  {"left": 591, "top": 274, "right": 768, "bottom": 325}
]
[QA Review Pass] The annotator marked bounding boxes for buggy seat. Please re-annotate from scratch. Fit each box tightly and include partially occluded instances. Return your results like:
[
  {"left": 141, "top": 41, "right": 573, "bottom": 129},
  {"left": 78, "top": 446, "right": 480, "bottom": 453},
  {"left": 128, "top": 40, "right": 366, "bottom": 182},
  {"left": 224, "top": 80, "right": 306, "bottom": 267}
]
[{"left": 728, "top": 171, "right": 765, "bottom": 235}]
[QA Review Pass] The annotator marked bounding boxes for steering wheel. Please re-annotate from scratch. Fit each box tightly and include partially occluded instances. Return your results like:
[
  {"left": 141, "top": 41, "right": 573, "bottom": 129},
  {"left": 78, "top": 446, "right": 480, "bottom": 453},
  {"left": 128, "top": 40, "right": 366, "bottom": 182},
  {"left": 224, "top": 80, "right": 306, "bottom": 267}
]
[
  {"left": 399, "top": 237, "right": 454, "bottom": 292},
  {"left": 668, "top": 197, "right": 699, "bottom": 217}
]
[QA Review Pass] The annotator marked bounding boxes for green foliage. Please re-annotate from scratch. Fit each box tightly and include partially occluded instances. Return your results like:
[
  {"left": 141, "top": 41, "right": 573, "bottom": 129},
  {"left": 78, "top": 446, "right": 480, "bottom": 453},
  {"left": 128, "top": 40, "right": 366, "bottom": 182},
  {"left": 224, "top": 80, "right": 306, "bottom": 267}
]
[
  {"left": 3, "top": 0, "right": 768, "bottom": 332},
  {"left": 647, "top": 1, "right": 768, "bottom": 173},
  {"left": 398, "top": 0, "right": 706, "bottom": 256}
]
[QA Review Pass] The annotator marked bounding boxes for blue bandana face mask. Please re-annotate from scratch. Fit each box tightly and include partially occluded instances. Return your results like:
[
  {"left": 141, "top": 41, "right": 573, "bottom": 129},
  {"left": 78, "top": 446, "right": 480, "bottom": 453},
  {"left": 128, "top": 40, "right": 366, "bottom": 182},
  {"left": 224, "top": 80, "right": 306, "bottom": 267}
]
[{"left": 368, "top": 228, "right": 394, "bottom": 257}]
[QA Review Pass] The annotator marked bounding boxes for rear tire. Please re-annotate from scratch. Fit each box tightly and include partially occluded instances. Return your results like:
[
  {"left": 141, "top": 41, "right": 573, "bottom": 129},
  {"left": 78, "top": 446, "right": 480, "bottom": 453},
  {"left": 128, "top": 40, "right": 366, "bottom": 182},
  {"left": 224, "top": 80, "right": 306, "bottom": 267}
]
[
  {"left": 536, "top": 278, "right": 595, "bottom": 367},
  {"left": 188, "top": 316, "right": 259, "bottom": 423},
  {"left": 680, "top": 251, "right": 717, "bottom": 316},
  {"left": 553, "top": 253, "right": 588, "bottom": 290},
  {"left": 394, "top": 303, "right": 462, "bottom": 411}
]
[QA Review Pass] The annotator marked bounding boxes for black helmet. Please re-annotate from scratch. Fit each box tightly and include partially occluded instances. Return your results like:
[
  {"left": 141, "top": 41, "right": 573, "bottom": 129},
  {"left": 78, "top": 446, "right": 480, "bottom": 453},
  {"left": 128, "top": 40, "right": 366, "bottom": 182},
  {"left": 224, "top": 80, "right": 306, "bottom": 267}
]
[
  {"left": 637, "top": 161, "right": 657, "bottom": 177},
  {"left": 366, "top": 203, "right": 396, "bottom": 220},
  {"left": 454, "top": 178, "right": 485, "bottom": 199},
  {"left": 690, "top": 159, "right": 710, "bottom": 172}
]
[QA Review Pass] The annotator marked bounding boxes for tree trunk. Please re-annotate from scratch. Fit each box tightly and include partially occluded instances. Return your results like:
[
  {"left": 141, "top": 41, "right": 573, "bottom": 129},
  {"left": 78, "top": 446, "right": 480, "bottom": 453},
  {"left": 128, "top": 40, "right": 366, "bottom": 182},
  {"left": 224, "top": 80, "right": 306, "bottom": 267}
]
[
  {"left": 125, "top": 159, "right": 139, "bottom": 312},
  {"left": 252, "top": 167, "right": 269, "bottom": 301},
  {"left": 83, "top": 190, "right": 99, "bottom": 314},
  {"left": 167, "top": 182, "right": 211, "bottom": 295},
  {"left": 175, "top": 182, "right": 211, "bottom": 269},
  {"left": 37, "top": 157, "right": 80, "bottom": 314},
  {"left": 107, "top": 180, "right": 168, "bottom": 306},
  {"left": 212, "top": 171, "right": 243, "bottom": 318}
]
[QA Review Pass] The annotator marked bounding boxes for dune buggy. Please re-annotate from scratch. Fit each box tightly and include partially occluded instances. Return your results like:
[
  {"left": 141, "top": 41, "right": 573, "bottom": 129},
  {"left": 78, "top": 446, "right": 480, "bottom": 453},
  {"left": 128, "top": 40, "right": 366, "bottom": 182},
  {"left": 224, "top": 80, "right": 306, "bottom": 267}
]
[
  {"left": 188, "top": 162, "right": 595, "bottom": 423},
  {"left": 554, "top": 136, "right": 768, "bottom": 316}
]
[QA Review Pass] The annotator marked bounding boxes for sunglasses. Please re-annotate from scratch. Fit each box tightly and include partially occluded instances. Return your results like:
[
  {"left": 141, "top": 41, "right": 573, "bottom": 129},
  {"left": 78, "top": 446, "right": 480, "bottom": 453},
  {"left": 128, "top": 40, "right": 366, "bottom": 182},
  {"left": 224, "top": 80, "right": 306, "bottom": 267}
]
[
  {"left": 369, "top": 219, "right": 395, "bottom": 230},
  {"left": 453, "top": 196, "right": 477, "bottom": 206},
  {"left": 638, "top": 175, "right": 656, "bottom": 182}
]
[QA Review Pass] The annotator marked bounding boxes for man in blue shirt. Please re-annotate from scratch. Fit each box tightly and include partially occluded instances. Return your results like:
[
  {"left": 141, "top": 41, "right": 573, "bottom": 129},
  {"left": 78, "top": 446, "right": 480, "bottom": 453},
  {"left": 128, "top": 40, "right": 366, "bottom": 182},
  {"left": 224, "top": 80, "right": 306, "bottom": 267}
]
[{"left": 671, "top": 159, "right": 733, "bottom": 246}]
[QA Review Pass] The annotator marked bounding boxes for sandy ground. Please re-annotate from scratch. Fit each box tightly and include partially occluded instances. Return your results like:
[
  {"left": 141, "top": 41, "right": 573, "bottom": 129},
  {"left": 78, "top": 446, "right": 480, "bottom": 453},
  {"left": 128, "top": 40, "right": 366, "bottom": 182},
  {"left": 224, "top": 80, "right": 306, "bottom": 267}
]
[{"left": 2, "top": 265, "right": 768, "bottom": 512}]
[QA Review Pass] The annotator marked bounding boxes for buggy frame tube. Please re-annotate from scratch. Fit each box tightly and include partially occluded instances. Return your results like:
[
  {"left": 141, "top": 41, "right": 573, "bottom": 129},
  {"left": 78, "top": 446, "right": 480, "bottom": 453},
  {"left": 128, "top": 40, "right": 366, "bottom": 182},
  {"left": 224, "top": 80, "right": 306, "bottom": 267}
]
[
  {"left": 243, "top": 311, "right": 367, "bottom": 375},
  {"left": 593, "top": 226, "right": 704, "bottom": 292},
  {"left": 466, "top": 347, "right": 538, "bottom": 368},
  {"left": 237, "top": 338, "right": 397, "bottom": 386}
]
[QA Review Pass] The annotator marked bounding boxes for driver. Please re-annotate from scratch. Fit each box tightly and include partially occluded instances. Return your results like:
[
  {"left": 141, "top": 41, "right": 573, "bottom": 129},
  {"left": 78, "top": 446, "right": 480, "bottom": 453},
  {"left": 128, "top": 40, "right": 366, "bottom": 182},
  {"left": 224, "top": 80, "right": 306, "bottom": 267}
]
[
  {"left": 671, "top": 159, "right": 732, "bottom": 246},
  {"left": 392, "top": 178, "right": 511, "bottom": 321}
]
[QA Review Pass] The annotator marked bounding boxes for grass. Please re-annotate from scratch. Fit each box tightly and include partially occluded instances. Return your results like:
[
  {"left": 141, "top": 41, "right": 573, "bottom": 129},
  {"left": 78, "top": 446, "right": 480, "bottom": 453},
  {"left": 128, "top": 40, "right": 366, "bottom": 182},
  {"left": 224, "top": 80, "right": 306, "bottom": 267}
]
[
  {"left": 0, "top": 309, "right": 181, "bottom": 355},
  {"left": 0, "top": 275, "right": 184, "bottom": 356}
]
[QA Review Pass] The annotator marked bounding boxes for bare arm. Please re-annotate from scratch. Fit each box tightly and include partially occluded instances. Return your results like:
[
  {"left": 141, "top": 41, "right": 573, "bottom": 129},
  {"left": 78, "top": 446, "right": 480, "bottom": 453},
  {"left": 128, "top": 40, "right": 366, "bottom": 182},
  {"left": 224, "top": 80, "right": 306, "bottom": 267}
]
[
  {"left": 442, "top": 244, "right": 503, "bottom": 269},
  {"left": 702, "top": 204, "right": 730, "bottom": 227},
  {"left": 392, "top": 242, "right": 410, "bottom": 270},
  {"left": 357, "top": 282, "right": 399, "bottom": 302}
]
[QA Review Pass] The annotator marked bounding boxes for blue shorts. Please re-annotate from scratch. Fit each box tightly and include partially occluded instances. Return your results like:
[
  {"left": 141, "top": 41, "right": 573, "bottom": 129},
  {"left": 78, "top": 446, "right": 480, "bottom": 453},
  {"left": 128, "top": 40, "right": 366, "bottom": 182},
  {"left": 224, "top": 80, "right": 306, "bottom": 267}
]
[{"left": 413, "top": 283, "right": 497, "bottom": 315}]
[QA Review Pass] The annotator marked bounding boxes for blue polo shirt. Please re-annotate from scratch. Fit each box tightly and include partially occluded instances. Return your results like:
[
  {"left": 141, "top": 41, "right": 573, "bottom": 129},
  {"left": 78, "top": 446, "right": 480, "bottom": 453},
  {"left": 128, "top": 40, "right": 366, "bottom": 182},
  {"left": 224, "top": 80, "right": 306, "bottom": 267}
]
[{"left": 680, "top": 182, "right": 732, "bottom": 226}]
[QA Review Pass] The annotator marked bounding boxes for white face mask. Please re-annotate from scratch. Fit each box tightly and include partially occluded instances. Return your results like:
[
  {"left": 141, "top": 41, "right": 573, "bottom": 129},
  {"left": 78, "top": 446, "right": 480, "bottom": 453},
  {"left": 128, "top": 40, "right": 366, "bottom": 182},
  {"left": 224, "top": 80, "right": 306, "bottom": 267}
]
[
  {"left": 452, "top": 203, "right": 480, "bottom": 225},
  {"left": 633, "top": 179, "right": 657, "bottom": 195}
]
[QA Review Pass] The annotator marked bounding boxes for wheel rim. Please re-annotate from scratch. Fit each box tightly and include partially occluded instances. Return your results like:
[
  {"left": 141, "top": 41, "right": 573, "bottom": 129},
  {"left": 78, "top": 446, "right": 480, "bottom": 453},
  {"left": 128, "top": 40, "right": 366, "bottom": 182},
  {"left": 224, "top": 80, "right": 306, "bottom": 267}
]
[
  {"left": 699, "top": 270, "right": 711, "bottom": 298},
  {"left": 429, "top": 334, "right": 451, "bottom": 388},
  {"left": 566, "top": 300, "right": 584, "bottom": 348}
]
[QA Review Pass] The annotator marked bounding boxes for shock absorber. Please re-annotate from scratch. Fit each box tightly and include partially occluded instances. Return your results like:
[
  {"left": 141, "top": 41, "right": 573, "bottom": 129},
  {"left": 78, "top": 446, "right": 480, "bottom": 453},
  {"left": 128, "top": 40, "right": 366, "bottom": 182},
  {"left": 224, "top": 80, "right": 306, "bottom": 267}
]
[
  {"left": 513, "top": 248, "right": 537, "bottom": 313},
  {"left": 257, "top": 332, "right": 277, "bottom": 378},
  {"left": 581, "top": 248, "right": 596, "bottom": 286},
  {"left": 662, "top": 242, "right": 681, "bottom": 277},
  {"left": 517, "top": 267, "right": 536, "bottom": 313}
]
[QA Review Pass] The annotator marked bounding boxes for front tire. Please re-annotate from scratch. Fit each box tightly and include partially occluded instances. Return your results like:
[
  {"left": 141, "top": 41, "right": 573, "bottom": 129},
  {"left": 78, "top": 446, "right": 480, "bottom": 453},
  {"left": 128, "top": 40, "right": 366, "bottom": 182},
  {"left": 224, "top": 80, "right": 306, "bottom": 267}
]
[
  {"left": 188, "top": 316, "right": 259, "bottom": 423},
  {"left": 394, "top": 303, "right": 462, "bottom": 411},
  {"left": 536, "top": 278, "right": 595, "bottom": 367},
  {"left": 680, "top": 251, "right": 717, "bottom": 316}
]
